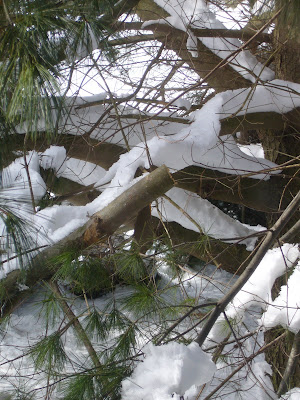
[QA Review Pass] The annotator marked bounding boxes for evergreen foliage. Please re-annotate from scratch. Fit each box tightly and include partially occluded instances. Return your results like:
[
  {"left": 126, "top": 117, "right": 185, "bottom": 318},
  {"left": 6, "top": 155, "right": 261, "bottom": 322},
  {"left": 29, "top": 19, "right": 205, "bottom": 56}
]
[
  {"left": 0, "top": 0, "right": 118, "bottom": 138},
  {"left": 0, "top": 0, "right": 299, "bottom": 397},
  {"left": 31, "top": 332, "right": 66, "bottom": 372}
]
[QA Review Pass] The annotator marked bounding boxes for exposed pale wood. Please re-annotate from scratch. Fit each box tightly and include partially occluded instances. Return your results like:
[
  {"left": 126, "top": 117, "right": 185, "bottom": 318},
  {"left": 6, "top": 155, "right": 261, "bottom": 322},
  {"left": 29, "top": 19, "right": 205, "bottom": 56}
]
[{"left": 0, "top": 166, "right": 174, "bottom": 311}]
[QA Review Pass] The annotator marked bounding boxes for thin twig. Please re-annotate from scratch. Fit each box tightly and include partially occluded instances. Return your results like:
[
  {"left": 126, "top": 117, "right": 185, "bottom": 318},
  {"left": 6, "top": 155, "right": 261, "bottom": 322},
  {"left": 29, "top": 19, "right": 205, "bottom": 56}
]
[
  {"left": 196, "top": 191, "right": 300, "bottom": 347},
  {"left": 202, "top": 332, "right": 287, "bottom": 400}
]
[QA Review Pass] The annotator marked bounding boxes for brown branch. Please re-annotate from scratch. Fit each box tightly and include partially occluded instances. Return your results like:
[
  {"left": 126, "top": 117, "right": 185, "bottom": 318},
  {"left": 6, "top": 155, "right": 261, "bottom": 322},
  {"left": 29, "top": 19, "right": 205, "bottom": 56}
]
[
  {"left": 116, "top": 22, "right": 271, "bottom": 43},
  {"left": 135, "top": 0, "right": 251, "bottom": 90},
  {"left": 50, "top": 281, "right": 102, "bottom": 369},
  {"left": 9, "top": 134, "right": 295, "bottom": 213},
  {"left": 276, "top": 330, "right": 300, "bottom": 397}
]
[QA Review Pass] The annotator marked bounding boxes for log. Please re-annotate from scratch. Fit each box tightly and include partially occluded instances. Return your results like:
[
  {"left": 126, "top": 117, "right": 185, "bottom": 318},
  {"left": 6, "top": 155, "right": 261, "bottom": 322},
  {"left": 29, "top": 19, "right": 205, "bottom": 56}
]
[{"left": 0, "top": 165, "right": 174, "bottom": 311}]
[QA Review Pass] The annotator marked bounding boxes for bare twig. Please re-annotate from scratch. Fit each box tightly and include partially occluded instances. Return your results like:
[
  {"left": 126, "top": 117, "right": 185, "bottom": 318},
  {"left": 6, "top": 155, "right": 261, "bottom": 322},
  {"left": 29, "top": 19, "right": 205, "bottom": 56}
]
[
  {"left": 196, "top": 190, "right": 300, "bottom": 347},
  {"left": 202, "top": 332, "right": 287, "bottom": 400}
]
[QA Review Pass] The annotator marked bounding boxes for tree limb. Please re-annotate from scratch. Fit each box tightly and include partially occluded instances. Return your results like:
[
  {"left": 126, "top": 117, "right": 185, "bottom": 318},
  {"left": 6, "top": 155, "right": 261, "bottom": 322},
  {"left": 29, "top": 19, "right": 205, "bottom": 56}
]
[
  {"left": 116, "top": 22, "right": 271, "bottom": 43},
  {"left": 0, "top": 165, "right": 174, "bottom": 310},
  {"left": 10, "top": 134, "right": 296, "bottom": 213}
]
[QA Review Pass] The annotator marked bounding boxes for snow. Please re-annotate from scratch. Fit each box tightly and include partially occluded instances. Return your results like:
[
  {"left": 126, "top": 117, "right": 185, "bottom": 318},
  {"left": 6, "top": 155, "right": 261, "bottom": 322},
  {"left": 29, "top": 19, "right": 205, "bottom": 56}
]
[
  {"left": 153, "top": 187, "right": 264, "bottom": 250},
  {"left": 0, "top": 260, "right": 288, "bottom": 400},
  {"left": 40, "top": 146, "right": 106, "bottom": 185},
  {"left": 5, "top": 78, "right": 300, "bottom": 275},
  {"left": 149, "top": 0, "right": 274, "bottom": 82},
  {"left": 97, "top": 87, "right": 283, "bottom": 188},
  {"left": 1, "top": 2, "right": 300, "bottom": 396},
  {"left": 239, "top": 143, "right": 265, "bottom": 159},
  {"left": 121, "top": 342, "right": 216, "bottom": 399},
  {"left": 60, "top": 158, "right": 106, "bottom": 186},
  {"left": 0, "top": 197, "right": 298, "bottom": 399},
  {"left": 280, "top": 388, "right": 300, "bottom": 400},
  {"left": 206, "top": 244, "right": 300, "bottom": 345},
  {"left": 260, "top": 260, "right": 300, "bottom": 334},
  {"left": 173, "top": 97, "right": 192, "bottom": 110},
  {"left": 40, "top": 146, "right": 67, "bottom": 176},
  {"left": 2, "top": 152, "right": 46, "bottom": 201},
  {"left": 221, "top": 80, "right": 300, "bottom": 116}
]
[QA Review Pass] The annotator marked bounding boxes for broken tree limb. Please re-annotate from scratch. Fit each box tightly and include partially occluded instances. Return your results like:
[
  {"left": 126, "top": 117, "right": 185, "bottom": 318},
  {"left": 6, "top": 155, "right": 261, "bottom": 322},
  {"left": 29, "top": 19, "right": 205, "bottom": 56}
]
[
  {"left": 0, "top": 165, "right": 175, "bottom": 312},
  {"left": 82, "top": 165, "right": 175, "bottom": 246}
]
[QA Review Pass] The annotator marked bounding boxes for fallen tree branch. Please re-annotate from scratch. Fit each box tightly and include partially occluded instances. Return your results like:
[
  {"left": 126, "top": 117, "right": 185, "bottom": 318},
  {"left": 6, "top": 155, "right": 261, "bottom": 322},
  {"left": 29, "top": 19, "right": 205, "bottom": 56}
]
[
  {"left": 0, "top": 165, "right": 175, "bottom": 313},
  {"left": 10, "top": 134, "right": 296, "bottom": 213}
]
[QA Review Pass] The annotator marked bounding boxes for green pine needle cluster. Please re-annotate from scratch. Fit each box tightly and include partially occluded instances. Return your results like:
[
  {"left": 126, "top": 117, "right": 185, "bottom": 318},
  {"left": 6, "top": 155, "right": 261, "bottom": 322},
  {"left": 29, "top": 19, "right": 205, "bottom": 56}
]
[
  {"left": 31, "top": 332, "right": 66, "bottom": 372},
  {"left": 0, "top": 0, "right": 118, "bottom": 139},
  {"left": 0, "top": 197, "right": 39, "bottom": 275},
  {"left": 53, "top": 250, "right": 113, "bottom": 297}
]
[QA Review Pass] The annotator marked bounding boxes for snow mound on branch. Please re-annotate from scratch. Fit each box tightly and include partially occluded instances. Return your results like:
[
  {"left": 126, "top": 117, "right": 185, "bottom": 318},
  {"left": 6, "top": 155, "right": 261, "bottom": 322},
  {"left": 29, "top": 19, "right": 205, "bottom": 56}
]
[
  {"left": 121, "top": 342, "right": 216, "bottom": 399},
  {"left": 239, "top": 143, "right": 265, "bottom": 159},
  {"left": 97, "top": 86, "right": 284, "bottom": 188},
  {"left": 40, "top": 146, "right": 106, "bottom": 186},
  {"left": 97, "top": 79, "right": 300, "bottom": 188},
  {"left": 2, "top": 152, "right": 46, "bottom": 200},
  {"left": 92, "top": 80, "right": 300, "bottom": 247},
  {"left": 229, "top": 244, "right": 299, "bottom": 315},
  {"left": 280, "top": 388, "right": 300, "bottom": 399},
  {"left": 40, "top": 146, "right": 67, "bottom": 176},
  {"left": 148, "top": 0, "right": 274, "bottom": 82},
  {"left": 222, "top": 79, "right": 300, "bottom": 116},
  {"left": 153, "top": 187, "right": 263, "bottom": 250}
]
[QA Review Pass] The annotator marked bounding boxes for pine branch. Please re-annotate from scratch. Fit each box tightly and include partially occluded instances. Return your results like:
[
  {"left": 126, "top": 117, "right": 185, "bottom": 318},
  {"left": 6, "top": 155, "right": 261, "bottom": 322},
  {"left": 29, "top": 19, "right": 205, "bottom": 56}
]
[
  {"left": 49, "top": 281, "right": 102, "bottom": 370},
  {"left": 0, "top": 165, "right": 175, "bottom": 314}
]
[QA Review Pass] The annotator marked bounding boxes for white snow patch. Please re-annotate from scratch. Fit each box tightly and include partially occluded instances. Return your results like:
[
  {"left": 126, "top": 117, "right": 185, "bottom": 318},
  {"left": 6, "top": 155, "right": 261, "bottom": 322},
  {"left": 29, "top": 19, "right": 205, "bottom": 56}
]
[
  {"left": 239, "top": 143, "right": 265, "bottom": 159},
  {"left": 260, "top": 260, "right": 300, "bottom": 333},
  {"left": 207, "top": 244, "right": 300, "bottom": 344},
  {"left": 150, "top": 0, "right": 274, "bottom": 82},
  {"left": 121, "top": 341, "right": 216, "bottom": 399},
  {"left": 40, "top": 146, "right": 67, "bottom": 176},
  {"left": 2, "top": 152, "right": 46, "bottom": 200},
  {"left": 153, "top": 187, "right": 263, "bottom": 250}
]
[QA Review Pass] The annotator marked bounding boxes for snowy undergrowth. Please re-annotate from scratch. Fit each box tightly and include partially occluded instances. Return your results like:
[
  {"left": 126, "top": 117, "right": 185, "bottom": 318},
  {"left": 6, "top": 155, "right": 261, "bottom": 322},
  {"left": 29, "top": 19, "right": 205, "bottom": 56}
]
[{"left": 0, "top": 249, "right": 299, "bottom": 399}]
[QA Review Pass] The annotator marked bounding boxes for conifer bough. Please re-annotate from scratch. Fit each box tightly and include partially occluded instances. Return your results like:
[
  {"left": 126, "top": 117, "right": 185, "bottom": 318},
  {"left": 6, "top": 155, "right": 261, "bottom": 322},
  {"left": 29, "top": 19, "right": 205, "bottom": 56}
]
[{"left": 0, "top": 165, "right": 174, "bottom": 314}]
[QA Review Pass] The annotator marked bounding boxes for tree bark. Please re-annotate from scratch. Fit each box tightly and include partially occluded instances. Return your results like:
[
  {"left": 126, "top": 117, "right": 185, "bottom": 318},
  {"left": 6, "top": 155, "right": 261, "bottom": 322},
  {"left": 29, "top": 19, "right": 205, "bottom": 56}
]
[
  {"left": 135, "top": 0, "right": 251, "bottom": 90},
  {"left": 0, "top": 165, "right": 174, "bottom": 314}
]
